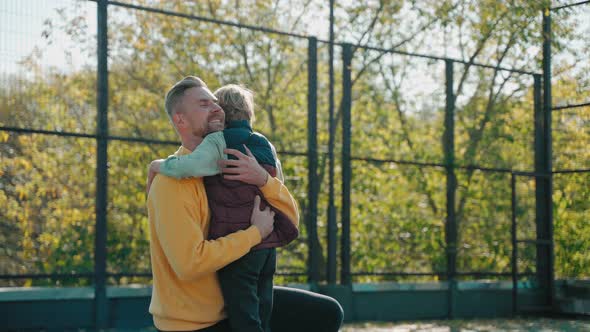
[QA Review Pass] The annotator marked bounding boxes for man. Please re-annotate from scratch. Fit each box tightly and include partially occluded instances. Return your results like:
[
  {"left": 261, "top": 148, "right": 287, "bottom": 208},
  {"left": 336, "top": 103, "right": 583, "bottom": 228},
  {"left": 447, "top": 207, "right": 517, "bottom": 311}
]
[{"left": 148, "top": 76, "right": 343, "bottom": 331}]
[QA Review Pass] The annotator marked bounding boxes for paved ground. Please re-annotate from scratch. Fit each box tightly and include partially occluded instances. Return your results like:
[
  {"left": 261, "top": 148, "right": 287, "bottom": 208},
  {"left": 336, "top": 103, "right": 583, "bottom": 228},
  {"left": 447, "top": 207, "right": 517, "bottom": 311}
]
[
  {"left": 341, "top": 318, "right": 590, "bottom": 331},
  {"left": 86, "top": 318, "right": 590, "bottom": 331}
]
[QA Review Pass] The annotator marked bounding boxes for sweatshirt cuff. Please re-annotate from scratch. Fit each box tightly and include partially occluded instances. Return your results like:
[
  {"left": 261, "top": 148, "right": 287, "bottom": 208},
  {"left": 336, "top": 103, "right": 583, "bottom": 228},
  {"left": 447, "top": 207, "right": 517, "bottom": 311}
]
[
  {"left": 259, "top": 176, "right": 279, "bottom": 194},
  {"left": 245, "top": 226, "right": 262, "bottom": 246}
]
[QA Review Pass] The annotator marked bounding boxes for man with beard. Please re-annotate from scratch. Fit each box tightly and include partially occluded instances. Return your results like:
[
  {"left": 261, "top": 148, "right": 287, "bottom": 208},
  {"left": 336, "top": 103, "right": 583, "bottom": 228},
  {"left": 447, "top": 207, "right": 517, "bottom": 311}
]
[{"left": 147, "top": 76, "right": 343, "bottom": 332}]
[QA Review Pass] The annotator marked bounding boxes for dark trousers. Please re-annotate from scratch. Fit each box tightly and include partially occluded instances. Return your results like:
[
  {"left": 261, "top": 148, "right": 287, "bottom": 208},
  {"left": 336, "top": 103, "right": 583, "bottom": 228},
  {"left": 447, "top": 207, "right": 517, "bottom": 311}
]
[
  {"left": 157, "top": 319, "right": 231, "bottom": 332},
  {"left": 165, "top": 285, "right": 344, "bottom": 332},
  {"left": 271, "top": 286, "right": 344, "bottom": 332},
  {"left": 218, "top": 248, "right": 276, "bottom": 332}
]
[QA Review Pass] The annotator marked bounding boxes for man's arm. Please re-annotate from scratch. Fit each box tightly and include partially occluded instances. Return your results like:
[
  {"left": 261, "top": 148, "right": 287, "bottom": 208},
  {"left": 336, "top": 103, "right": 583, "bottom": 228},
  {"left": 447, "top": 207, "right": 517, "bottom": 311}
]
[
  {"left": 147, "top": 176, "right": 273, "bottom": 280},
  {"left": 219, "top": 147, "right": 300, "bottom": 229},
  {"left": 258, "top": 177, "right": 299, "bottom": 229}
]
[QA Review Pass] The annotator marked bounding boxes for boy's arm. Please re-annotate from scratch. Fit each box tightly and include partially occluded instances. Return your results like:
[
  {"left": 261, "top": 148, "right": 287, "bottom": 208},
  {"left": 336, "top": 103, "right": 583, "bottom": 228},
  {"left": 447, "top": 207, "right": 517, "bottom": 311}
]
[
  {"left": 159, "top": 131, "right": 227, "bottom": 178},
  {"left": 148, "top": 176, "right": 263, "bottom": 280}
]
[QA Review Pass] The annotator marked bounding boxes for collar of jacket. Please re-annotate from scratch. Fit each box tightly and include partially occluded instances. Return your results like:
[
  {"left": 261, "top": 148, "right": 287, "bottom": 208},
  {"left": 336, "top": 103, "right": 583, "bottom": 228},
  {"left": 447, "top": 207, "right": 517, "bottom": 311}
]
[{"left": 226, "top": 120, "right": 252, "bottom": 131}]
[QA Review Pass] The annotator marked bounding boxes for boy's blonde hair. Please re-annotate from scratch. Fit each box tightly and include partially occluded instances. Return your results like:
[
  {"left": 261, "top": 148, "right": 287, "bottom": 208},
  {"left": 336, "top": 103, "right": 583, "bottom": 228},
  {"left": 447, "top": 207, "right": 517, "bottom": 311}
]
[{"left": 214, "top": 84, "right": 255, "bottom": 123}]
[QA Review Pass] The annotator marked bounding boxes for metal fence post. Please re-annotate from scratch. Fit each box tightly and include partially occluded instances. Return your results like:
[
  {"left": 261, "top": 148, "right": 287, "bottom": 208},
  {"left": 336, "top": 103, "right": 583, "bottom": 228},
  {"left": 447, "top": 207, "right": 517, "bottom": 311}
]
[
  {"left": 327, "top": 0, "right": 338, "bottom": 285},
  {"left": 538, "top": 8, "right": 554, "bottom": 307},
  {"left": 307, "top": 37, "right": 320, "bottom": 284},
  {"left": 511, "top": 173, "right": 518, "bottom": 315},
  {"left": 443, "top": 59, "right": 457, "bottom": 318},
  {"left": 95, "top": 0, "right": 109, "bottom": 328},
  {"left": 340, "top": 43, "right": 352, "bottom": 285}
]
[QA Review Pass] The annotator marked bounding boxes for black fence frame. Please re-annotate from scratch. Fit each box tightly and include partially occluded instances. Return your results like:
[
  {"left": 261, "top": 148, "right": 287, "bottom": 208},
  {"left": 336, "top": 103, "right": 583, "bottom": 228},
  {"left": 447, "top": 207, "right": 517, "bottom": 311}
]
[{"left": 1, "top": 0, "right": 589, "bottom": 327}]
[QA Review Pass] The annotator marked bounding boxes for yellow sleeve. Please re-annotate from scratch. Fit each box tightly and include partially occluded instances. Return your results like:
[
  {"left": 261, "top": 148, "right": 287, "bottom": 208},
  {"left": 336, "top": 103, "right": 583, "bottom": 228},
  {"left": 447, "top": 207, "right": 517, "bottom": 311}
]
[
  {"left": 259, "top": 176, "right": 300, "bottom": 229},
  {"left": 148, "top": 176, "right": 262, "bottom": 280}
]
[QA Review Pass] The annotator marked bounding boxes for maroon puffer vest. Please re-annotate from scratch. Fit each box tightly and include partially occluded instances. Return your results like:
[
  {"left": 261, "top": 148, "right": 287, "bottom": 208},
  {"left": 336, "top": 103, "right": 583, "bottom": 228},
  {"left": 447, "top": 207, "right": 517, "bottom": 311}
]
[{"left": 205, "top": 165, "right": 299, "bottom": 250}]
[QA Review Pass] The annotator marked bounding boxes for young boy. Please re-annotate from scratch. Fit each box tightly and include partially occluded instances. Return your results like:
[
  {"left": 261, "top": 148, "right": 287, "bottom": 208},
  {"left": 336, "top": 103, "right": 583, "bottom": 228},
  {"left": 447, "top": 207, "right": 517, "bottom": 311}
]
[{"left": 147, "top": 84, "right": 298, "bottom": 332}]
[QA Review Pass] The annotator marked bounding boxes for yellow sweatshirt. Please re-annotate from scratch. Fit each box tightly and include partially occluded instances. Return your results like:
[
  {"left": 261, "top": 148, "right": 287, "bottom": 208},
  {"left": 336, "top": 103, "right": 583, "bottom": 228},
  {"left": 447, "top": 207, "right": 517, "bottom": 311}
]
[{"left": 147, "top": 146, "right": 299, "bottom": 331}]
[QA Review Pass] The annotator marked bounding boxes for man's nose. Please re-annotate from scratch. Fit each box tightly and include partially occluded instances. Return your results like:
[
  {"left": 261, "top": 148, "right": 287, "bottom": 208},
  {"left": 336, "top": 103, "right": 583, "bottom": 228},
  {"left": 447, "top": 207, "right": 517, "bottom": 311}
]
[{"left": 211, "top": 103, "right": 222, "bottom": 113}]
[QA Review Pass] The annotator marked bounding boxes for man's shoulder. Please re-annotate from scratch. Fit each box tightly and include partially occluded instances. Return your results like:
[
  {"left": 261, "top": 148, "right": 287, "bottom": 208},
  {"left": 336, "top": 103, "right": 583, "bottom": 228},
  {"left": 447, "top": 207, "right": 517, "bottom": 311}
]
[{"left": 149, "top": 174, "right": 203, "bottom": 197}]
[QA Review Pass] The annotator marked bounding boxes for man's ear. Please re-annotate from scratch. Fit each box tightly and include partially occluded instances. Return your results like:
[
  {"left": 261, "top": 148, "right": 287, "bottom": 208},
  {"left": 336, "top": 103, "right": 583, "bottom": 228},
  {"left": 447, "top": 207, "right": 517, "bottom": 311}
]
[{"left": 173, "top": 112, "right": 185, "bottom": 128}]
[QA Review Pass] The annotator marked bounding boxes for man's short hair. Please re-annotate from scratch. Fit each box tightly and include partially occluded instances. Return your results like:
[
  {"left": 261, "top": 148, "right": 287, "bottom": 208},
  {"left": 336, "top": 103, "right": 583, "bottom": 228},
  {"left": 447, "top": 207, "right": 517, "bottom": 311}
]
[
  {"left": 214, "top": 84, "right": 255, "bottom": 123},
  {"left": 164, "top": 76, "right": 208, "bottom": 119}
]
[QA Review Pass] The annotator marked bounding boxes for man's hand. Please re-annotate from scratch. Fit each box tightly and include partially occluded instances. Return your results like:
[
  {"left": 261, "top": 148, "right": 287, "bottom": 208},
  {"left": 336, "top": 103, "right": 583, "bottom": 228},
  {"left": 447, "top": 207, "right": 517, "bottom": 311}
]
[
  {"left": 250, "top": 195, "right": 275, "bottom": 239},
  {"left": 219, "top": 145, "right": 269, "bottom": 187},
  {"left": 146, "top": 159, "right": 164, "bottom": 194}
]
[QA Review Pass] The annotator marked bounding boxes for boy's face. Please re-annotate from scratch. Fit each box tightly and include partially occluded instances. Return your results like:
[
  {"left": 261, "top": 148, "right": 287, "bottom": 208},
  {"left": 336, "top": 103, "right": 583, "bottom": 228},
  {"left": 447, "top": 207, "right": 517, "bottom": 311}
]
[{"left": 176, "top": 86, "right": 225, "bottom": 137}]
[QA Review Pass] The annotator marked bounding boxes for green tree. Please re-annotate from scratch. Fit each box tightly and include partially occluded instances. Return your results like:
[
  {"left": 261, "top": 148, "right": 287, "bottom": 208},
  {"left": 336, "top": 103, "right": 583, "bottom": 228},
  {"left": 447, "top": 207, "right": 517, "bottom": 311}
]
[{"left": 1, "top": 0, "right": 588, "bottom": 287}]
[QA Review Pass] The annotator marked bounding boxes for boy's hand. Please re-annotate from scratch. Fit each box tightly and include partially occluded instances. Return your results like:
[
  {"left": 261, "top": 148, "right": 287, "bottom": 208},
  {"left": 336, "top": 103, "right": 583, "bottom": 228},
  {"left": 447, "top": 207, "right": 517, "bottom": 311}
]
[{"left": 146, "top": 159, "right": 164, "bottom": 195}]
